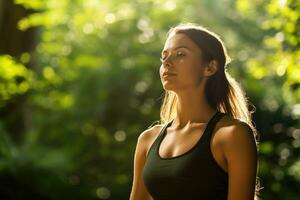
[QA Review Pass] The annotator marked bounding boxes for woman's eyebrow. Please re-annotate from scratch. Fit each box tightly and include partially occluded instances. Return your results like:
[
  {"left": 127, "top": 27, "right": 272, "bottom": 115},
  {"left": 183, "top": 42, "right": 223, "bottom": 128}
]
[{"left": 161, "top": 45, "right": 191, "bottom": 54}]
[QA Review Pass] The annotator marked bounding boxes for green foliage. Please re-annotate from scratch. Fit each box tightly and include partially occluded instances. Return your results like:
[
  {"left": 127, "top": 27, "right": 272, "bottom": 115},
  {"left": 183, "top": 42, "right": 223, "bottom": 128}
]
[
  {"left": 0, "top": 0, "right": 299, "bottom": 199},
  {"left": 0, "top": 55, "right": 33, "bottom": 107},
  {"left": 235, "top": 0, "right": 300, "bottom": 199}
]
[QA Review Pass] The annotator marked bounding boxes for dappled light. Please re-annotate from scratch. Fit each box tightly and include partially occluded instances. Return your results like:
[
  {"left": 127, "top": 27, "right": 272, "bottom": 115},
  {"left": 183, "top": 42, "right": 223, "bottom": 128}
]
[{"left": 0, "top": 0, "right": 299, "bottom": 199}]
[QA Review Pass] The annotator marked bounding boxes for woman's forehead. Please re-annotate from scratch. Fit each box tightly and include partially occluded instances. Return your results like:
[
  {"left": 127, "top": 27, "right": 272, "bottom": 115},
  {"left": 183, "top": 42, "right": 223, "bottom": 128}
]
[{"left": 163, "top": 33, "right": 199, "bottom": 52}]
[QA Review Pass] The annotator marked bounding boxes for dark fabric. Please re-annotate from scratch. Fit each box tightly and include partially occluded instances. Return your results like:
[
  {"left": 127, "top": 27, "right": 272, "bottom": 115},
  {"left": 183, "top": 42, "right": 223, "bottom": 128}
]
[{"left": 142, "top": 111, "right": 228, "bottom": 200}]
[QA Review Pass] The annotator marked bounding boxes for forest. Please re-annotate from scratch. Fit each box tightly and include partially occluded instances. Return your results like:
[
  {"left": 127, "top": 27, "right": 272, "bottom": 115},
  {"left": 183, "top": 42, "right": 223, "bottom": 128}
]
[{"left": 0, "top": 0, "right": 299, "bottom": 199}]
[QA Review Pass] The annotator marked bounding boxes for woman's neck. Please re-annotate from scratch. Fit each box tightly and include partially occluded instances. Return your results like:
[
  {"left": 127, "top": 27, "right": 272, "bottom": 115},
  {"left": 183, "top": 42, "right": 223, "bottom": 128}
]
[{"left": 172, "top": 87, "right": 217, "bottom": 129}]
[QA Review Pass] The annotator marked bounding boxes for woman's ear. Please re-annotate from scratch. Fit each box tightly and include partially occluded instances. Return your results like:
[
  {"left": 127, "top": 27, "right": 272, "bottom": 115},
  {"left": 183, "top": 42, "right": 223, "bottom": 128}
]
[{"left": 204, "top": 60, "right": 218, "bottom": 77}]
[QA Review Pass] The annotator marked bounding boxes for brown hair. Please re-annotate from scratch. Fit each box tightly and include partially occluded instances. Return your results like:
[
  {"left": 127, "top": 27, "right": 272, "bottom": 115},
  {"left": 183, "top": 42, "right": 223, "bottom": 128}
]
[{"left": 152, "top": 23, "right": 263, "bottom": 199}]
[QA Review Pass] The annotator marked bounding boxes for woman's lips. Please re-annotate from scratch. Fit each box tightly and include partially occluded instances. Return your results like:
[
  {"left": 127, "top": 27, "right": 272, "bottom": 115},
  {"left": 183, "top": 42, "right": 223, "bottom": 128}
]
[
  {"left": 162, "top": 74, "right": 176, "bottom": 79},
  {"left": 162, "top": 72, "right": 176, "bottom": 77}
]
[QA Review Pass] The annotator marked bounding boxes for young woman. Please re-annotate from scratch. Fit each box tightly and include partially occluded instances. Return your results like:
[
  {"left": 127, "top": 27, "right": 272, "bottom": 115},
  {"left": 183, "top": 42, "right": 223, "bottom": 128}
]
[{"left": 130, "top": 23, "right": 262, "bottom": 200}]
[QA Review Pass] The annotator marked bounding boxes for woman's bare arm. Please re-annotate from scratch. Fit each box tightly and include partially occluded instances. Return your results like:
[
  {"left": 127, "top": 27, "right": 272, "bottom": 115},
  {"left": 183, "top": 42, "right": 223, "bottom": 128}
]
[
  {"left": 130, "top": 127, "right": 159, "bottom": 200},
  {"left": 223, "top": 122, "right": 258, "bottom": 200}
]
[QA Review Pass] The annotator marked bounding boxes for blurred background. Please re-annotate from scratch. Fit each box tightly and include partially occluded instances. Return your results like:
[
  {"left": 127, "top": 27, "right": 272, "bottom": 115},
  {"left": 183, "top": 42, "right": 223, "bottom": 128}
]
[{"left": 0, "top": 0, "right": 299, "bottom": 199}]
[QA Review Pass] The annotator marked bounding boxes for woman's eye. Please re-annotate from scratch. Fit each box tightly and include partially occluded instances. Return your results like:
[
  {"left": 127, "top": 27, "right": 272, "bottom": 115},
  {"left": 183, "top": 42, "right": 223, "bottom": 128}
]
[
  {"left": 176, "top": 51, "right": 185, "bottom": 57},
  {"left": 160, "top": 51, "right": 185, "bottom": 62}
]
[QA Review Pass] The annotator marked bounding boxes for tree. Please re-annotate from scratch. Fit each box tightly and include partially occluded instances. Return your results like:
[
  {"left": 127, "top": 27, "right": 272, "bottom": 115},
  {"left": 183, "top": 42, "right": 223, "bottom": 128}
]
[{"left": 0, "top": 0, "right": 299, "bottom": 199}]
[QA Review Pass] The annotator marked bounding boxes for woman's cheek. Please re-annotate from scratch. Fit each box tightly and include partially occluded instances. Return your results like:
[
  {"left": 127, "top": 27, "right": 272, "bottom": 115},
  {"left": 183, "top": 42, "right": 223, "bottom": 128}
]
[{"left": 183, "top": 63, "right": 201, "bottom": 82}]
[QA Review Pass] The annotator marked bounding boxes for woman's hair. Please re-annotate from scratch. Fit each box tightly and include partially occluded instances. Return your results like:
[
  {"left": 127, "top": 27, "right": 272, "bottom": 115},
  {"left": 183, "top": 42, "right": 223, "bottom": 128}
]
[{"left": 151, "top": 23, "right": 263, "bottom": 199}]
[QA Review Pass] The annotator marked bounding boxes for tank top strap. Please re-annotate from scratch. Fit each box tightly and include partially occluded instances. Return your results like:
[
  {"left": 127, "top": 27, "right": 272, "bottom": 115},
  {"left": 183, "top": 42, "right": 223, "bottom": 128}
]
[
  {"left": 202, "top": 111, "right": 226, "bottom": 143},
  {"left": 148, "top": 120, "right": 173, "bottom": 156},
  {"left": 157, "top": 120, "right": 173, "bottom": 139}
]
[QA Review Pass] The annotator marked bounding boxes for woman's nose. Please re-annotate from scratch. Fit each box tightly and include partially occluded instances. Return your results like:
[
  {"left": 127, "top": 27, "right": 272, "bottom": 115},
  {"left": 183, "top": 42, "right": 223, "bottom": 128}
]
[{"left": 160, "top": 54, "right": 174, "bottom": 66}]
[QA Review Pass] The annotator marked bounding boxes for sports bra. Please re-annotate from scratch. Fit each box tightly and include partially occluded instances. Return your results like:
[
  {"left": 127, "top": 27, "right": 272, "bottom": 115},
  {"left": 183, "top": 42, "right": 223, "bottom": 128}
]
[{"left": 142, "top": 111, "right": 228, "bottom": 200}]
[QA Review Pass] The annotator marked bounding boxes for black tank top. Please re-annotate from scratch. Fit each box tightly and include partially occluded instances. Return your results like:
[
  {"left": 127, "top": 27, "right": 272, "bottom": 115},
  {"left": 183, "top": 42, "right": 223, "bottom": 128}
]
[{"left": 142, "top": 111, "right": 228, "bottom": 200}]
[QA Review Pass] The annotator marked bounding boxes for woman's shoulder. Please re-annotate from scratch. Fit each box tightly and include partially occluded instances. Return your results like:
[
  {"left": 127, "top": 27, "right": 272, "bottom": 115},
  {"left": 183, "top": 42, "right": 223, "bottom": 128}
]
[
  {"left": 217, "top": 113, "right": 244, "bottom": 128},
  {"left": 137, "top": 122, "right": 166, "bottom": 156},
  {"left": 216, "top": 114, "right": 257, "bottom": 152},
  {"left": 138, "top": 123, "right": 164, "bottom": 143},
  {"left": 216, "top": 113, "right": 253, "bottom": 133}
]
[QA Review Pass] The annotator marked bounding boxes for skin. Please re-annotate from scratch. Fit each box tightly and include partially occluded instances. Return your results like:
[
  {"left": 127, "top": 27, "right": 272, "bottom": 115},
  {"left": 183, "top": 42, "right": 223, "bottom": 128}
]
[{"left": 130, "top": 33, "right": 257, "bottom": 200}]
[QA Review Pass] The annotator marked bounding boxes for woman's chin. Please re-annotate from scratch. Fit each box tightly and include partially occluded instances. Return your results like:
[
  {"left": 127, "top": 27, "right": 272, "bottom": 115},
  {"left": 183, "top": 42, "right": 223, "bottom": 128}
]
[{"left": 162, "top": 84, "right": 176, "bottom": 91}]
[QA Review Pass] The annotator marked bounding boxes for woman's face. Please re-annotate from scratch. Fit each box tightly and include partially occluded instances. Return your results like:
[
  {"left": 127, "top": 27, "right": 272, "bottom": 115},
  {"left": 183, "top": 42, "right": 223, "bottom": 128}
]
[{"left": 159, "top": 33, "right": 206, "bottom": 92}]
